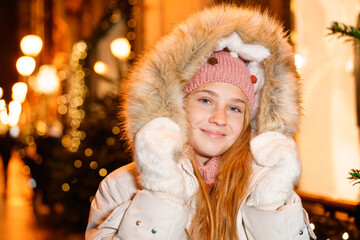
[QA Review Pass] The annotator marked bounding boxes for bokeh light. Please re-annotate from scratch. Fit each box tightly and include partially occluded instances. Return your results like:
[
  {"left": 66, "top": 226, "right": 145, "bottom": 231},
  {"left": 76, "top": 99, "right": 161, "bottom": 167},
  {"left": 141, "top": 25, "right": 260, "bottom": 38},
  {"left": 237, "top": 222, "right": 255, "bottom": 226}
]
[
  {"left": 112, "top": 126, "right": 120, "bottom": 135},
  {"left": 74, "top": 160, "right": 82, "bottom": 168},
  {"left": 12, "top": 82, "right": 28, "bottom": 103},
  {"left": 99, "top": 168, "right": 108, "bottom": 177},
  {"left": 94, "top": 61, "right": 108, "bottom": 75},
  {"left": 90, "top": 161, "right": 98, "bottom": 169},
  {"left": 20, "top": 35, "right": 43, "bottom": 57},
  {"left": 342, "top": 232, "right": 349, "bottom": 240},
  {"left": 9, "top": 126, "right": 20, "bottom": 137},
  {"left": 16, "top": 56, "right": 36, "bottom": 76},
  {"left": 110, "top": 38, "right": 131, "bottom": 60},
  {"left": 8, "top": 100, "right": 21, "bottom": 126},
  {"left": 62, "top": 183, "right": 70, "bottom": 192},
  {"left": 0, "top": 99, "right": 5, "bottom": 110},
  {"left": 35, "top": 65, "right": 60, "bottom": 94},
  {"left": 84, "top": 148, "right": 93, "bottom": 157},
  {"left": 22, "top": 165, "right": 31, "bottom": 175}
]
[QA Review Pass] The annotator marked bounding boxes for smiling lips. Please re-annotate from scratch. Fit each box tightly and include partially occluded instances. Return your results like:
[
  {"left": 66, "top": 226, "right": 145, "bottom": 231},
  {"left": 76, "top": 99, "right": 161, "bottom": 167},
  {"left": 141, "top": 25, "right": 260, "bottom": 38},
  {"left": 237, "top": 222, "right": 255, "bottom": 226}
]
[{"left": 201, "top": 128, "right": 226, "bottom": 139}]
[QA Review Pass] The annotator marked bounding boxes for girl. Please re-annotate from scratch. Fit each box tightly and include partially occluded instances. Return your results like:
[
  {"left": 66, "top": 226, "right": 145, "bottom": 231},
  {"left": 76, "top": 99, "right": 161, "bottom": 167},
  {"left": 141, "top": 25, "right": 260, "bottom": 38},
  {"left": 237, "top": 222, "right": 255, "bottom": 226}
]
[{"left": 86, "top": 4, "right": 316, "bottom": 240}]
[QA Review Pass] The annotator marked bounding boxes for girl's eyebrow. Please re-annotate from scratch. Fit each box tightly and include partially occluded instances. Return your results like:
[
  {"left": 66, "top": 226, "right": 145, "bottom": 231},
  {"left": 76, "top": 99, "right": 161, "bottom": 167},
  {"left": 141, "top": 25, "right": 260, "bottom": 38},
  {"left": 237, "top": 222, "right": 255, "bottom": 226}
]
[
  {"left": 231, "top": 98, "right": 246, "bottom": 105},
  {"left": 194, "top": 89, "right": 218, "bottom": 96},
  {"left": 194, "top": 89, "right": 246, "bottom": 105}
]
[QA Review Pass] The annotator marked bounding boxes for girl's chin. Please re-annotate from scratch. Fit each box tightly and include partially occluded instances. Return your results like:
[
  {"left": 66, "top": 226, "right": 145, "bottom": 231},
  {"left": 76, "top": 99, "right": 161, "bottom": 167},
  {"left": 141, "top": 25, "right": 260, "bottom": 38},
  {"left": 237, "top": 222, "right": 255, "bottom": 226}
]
[{"left": 194, "top": 148, "right": 225, "bottom": 160}]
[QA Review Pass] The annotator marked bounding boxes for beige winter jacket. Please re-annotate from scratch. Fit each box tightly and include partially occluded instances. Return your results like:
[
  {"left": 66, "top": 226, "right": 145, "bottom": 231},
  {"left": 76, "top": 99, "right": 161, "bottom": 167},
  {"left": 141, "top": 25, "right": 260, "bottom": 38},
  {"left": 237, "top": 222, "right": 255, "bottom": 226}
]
[
  {"left": 86, "top": 162, "right": 315, "bottom": 239},
  {"left": 86, "top": 4, "right": 316, "bottom": 240}
]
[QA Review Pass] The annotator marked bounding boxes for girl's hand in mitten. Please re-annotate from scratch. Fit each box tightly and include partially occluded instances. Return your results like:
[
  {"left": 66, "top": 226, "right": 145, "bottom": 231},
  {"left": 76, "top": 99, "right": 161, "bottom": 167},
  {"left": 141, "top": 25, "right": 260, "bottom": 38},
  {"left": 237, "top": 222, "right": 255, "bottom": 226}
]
[
  {"left": 134, "top": 117, "right": 197, "bottom": 202},
  {"left": 246, "top": 131, "right": 302, "bottom": 210}
]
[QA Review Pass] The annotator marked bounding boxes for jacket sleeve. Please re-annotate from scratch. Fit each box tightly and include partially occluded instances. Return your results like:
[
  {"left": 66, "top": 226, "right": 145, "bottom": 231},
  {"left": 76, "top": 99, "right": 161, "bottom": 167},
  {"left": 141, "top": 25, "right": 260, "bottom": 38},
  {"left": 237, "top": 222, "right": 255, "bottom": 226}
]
[
  {"left": 241, "top": 192, "right": 316, "bottom": 240},
  {"left": 85, "top": 168, "right": 191, "bottom": 240}
]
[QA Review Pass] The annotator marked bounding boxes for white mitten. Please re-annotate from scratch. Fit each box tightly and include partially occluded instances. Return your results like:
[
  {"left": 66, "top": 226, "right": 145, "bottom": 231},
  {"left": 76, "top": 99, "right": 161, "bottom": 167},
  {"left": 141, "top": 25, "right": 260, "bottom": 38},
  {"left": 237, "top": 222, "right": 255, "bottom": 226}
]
[
  {"left": 246, "top": 131, "right": 302, "bottom": 209},
  {"left": 134, "top": 117, "right": 198, "bottom": 202}
]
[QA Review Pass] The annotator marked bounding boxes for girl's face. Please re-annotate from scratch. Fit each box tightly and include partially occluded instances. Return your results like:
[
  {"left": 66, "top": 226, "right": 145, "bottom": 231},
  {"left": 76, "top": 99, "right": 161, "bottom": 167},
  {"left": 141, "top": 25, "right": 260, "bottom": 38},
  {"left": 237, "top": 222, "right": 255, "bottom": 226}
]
[{"left": 186, "top": 82, "right": 247, "bottom": 164}]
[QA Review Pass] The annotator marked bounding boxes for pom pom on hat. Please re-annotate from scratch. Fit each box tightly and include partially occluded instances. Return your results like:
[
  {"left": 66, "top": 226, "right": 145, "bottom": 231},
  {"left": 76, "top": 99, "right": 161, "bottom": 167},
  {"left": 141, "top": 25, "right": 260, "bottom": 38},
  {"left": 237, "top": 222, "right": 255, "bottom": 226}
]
[{"left": 184, "top": 50, "right": 255, "bottom": 112}]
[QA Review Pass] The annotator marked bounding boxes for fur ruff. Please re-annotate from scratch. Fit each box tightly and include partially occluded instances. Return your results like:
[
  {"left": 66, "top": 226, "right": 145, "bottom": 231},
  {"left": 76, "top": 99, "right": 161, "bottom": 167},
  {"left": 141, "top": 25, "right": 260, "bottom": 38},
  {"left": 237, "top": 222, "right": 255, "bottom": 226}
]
[{"left": 120, "top": 4, "right": 301, "bottom": 152}]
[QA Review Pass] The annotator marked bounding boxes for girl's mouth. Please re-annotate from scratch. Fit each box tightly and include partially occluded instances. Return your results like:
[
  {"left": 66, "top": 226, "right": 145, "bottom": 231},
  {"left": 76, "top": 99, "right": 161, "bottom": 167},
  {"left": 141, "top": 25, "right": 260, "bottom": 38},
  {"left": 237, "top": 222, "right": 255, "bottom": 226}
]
[{"left": 201, "top": 128, "right": 226, "bottom": 139}]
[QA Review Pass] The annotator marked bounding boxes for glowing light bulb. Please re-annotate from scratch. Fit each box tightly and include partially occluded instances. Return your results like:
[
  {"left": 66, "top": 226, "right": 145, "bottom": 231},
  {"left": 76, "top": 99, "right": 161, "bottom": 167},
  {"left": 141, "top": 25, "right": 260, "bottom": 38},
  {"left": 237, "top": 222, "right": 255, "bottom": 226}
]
[
  {"left": 94, "top": 61, "right": 108, "bottom": 75},
  {"left": 99, "top": 168, "right": 107, "bottom": 177},
  {"left": 8, "top": 101, "right": 22, "bottom": 127},
  {"left": 0, "top": 100, "right": 5, "bottom": 110},
  {"left": 9, "top": 101, "right": 21, "bottom": 116},
  {"left": 84, "top": 148, "right": 93, "bottom": 157},
  {"left": 12, "top": 82, "right": 28, "bottom": 103},
  {"left": 75, "top": 41, "right": 87, "bottom": 52},
  {"left": 16, "top": 56, "right": 36, "bottom": 76},
  {"left": 20, "top": 35, "right": 43, "bottom": 56},
  {"left": 62, "top": 183, "right": 70, "bottom": 192},
  {"left": 110, "top": 38, "right": 131, "bottom": 60},
  {"left": 0, "top": 109, "right": 8, "bottom": 125},
  {"left": 35, "top": 65, "right": 59, "bottom": 94}
]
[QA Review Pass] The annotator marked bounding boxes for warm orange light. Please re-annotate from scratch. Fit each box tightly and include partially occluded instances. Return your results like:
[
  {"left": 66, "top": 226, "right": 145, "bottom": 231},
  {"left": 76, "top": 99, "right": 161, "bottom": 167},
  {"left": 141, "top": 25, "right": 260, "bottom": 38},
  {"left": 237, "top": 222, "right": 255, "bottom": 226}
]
[
  {"left": 12, "top": 82, "right": 28, "bottom": 103},
  {"left": 0, "top": 100, "right": 5, "bottom": 110},
  {"left": 16, "top": 56, "right": 36, "bottom": 76},
  {"left": 99, "top": 168, "right": 107, "bottom": 177},
  {"left": 94, "top": 61, "right": 108, "bottom": 75},
  {"left": 0, "top": 87, "right": 3, "bottom": 99},
  {"left": 20, "top": 35, "right": 43, "bottom": 57},
  {"left": 34, "top": 120, "right": 47, "bottom": 136},
  {"left": 9, "top": 101, "right": 21, "bottom": 116},
  {"left": 0, "top": 108, "right": 8, "bottom": 125},
  {"left": 8, "top": 100, "right": 21, "bottom": 127},
  {"left": 35, "top": 65, "right": 59, "bottom": 94},
  {"left": 110, "top": 38, "right": 131, "bottom": 60}
]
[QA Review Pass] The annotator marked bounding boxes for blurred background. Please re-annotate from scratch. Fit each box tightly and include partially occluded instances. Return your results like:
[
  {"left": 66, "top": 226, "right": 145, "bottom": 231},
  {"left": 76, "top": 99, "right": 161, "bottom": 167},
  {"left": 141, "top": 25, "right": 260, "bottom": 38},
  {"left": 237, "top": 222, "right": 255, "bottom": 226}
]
[{"left": 0, "top": 0, "right": 359, "bottom": 239}]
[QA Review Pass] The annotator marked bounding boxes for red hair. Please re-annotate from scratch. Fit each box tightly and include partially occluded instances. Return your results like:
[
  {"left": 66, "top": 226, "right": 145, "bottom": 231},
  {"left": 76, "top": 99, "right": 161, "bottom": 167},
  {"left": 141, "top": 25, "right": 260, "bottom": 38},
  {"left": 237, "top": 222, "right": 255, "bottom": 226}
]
[{"left": 188, "top": 101, "right": 252, "bottom": 240}]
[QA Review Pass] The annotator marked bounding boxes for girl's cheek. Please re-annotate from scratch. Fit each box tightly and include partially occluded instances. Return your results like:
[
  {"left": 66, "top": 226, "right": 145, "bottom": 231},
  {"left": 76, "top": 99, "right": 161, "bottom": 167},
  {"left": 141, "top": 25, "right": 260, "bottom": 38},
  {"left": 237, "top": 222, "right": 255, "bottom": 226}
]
[{"left": 188, "top": 108, "right": 203, "bottom": 122}]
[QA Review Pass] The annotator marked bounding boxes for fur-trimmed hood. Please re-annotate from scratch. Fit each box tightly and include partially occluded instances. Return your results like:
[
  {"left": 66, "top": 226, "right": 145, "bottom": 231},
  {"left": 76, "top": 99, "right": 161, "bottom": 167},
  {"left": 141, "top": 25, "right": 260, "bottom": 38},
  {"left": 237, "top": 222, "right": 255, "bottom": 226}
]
[{"left": 120, "top": 4, "right": 301, "bottom": 151}]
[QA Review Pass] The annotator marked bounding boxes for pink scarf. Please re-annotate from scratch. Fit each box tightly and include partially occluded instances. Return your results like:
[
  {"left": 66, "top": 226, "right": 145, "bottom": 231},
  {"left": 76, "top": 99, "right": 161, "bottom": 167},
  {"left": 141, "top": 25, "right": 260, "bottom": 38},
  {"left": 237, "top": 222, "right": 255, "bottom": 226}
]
[{"left": 195, "top": 156, "right": 220, "bottom": 191}]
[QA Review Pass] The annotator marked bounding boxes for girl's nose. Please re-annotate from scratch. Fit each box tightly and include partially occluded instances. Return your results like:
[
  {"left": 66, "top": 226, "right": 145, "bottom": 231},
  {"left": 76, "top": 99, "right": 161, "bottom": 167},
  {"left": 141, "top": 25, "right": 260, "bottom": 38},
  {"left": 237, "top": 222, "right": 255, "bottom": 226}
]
[{"left": 209, "top": 108, "right": 227, "bottom": 126}]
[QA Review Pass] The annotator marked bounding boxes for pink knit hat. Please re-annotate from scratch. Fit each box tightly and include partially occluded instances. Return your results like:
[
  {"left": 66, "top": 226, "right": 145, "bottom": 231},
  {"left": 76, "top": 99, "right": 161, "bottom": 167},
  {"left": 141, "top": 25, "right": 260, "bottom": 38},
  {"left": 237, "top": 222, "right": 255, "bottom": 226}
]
[{"left": 184, "top": 50, "right": 256, "bottom": 112}]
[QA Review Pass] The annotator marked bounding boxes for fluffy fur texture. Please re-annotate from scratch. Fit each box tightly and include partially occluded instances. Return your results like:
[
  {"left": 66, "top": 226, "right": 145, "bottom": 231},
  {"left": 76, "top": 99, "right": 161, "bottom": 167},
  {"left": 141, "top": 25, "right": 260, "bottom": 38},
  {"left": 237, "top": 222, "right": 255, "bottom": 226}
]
[
  {"left": 120, "top": 4, "right": 301, "bottom": 152},
  {"left": 134, "top": 117, "right": 198, "bottom": 201},
  {"left": 247, "top": 131, "right": 302, "bottom": 208}
]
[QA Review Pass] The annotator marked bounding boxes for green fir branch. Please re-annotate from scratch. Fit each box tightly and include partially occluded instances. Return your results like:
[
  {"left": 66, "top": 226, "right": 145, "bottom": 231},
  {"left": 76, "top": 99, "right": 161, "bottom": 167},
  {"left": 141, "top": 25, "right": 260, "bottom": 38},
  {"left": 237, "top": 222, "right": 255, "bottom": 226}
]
[
  {"left": 328, "top": 22, "right": 360, "bottom": 41},
  {"left": 348, "top": 169, "right": 360, "bottom": 186}
]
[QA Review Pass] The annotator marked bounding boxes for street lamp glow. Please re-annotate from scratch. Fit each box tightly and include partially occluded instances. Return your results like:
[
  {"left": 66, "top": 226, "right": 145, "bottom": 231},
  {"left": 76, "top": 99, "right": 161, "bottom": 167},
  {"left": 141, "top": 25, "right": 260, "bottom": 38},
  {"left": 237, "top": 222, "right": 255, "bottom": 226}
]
[
  {"left": 0, "top": 100, "right": 5, "bottom": 110},
  {"left": 8, "top": 100, "right": 21, "bottom": 127},
  {"left": 36, "top": 65, "right": 60, "bottom": 94},
  {"left": 0, "top": 110, "right": 8, "bottom": 125},
  {"left": 0, "top": 87, "right": 3, "bottom": 99},
  {"left": 110, "top": 38, "right": 131, "bottom": 60},
  {"left": 20, "top": 35, "right": 43, "bottom": 57},
  {"left": 94, "top": 61, "right": 108, "bottom": 75},
  {"left": 9, "top": 100, "right": 21, "bottom": 116},
  {"left": 12, "top": 82, "right": 28, "bottom": 103},
  {"left": 8, "top": 114, "right": 20, "bottom": 127},
  {"left": 16, "top": 56, "right": 36, "bottom": 76}
]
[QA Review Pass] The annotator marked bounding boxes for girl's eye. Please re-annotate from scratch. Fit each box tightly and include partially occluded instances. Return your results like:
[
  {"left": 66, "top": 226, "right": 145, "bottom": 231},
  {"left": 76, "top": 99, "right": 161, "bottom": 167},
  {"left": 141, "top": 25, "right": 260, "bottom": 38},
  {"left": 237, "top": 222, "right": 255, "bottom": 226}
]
[
  {"left": 200, "top": 98, "right": 211, "bottom": 104},
  {"left": 229, "top": 107, "right": 241, "bottom": 112}
]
